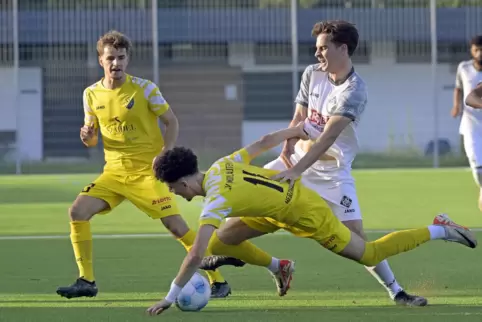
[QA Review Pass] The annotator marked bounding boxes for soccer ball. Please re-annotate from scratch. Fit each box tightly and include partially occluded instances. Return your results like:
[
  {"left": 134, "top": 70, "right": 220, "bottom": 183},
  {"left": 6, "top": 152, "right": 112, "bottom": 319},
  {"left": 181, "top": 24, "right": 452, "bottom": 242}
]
[{"left": 175, "top": 272, "right": 211, "bottom": 312}]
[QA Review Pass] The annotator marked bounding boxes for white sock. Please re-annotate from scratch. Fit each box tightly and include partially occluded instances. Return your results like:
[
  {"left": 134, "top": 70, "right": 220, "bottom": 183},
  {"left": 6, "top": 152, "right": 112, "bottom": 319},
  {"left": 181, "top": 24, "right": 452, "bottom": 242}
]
[
  {"left": 365, "top": 260, "right": 403, "bottom": 299},
  {"left": 428, "top": 225, "right": 446, "bottom": 240},
  {"left": 266, "top": 257, "right": 280, "bottom": 273}
]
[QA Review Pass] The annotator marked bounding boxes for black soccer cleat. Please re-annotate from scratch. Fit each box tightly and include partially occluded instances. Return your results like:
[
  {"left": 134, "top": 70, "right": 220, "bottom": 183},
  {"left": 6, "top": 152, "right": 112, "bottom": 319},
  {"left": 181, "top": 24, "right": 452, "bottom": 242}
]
[
  {"left": 210, "top": 281, "right": 232, "bottom": 298},
  {"left": 56, "top": 278, "right": 98, "bottom": 299},
  {"left": 393, "top": 290, "right": 428, "bottom": 306},
  {"left": 199, "top": 256, "right": 246, "bottom": 271}
]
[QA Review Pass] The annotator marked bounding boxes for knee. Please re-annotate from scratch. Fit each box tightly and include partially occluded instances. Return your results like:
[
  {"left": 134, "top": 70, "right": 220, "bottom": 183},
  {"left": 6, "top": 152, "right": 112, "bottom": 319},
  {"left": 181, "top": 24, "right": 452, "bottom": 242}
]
[
  {"left": 161, "top": 215, "right": 189, "bottom": 238},
  {"left": 216, "top": 229, "right": 242, "bottom": 246},
  {"left": 69, "top": 205, "right": 93, "bottom": 221},
  {"left": 216, "top": 218, "right": 251, "bottom": 245}
]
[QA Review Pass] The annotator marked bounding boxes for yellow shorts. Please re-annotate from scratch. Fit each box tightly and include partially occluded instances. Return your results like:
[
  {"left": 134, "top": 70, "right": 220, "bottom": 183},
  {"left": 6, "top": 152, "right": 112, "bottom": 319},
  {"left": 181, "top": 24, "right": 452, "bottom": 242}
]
[
  {"left": 240, "top": 202, "right": 352, "bottom": 254},
  {"left": 79, "top": 172, "right": 180, "bottom": 219}
]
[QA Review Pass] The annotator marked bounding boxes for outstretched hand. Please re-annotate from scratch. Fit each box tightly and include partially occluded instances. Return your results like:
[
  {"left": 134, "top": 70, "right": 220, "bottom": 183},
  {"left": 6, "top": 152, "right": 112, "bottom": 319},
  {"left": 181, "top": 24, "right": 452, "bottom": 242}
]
[
  {"left": 146, "top": 299, "right": 172, "bottom": 316},
  {"left": 270, "top": 167, "right": 303, "bottom": 189}
]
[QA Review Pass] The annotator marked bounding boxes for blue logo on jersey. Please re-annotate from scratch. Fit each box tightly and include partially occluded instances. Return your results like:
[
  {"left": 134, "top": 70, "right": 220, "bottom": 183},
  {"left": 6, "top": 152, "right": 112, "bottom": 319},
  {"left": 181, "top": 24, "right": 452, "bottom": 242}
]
[{"left": 126, "top": 99, "right": 134, "bottom": 109}]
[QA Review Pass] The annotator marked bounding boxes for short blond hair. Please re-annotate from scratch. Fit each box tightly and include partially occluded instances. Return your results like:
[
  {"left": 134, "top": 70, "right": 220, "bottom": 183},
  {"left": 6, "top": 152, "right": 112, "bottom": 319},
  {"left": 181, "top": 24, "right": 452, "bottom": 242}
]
[{"left": 96, "top": 30, "right": 132, "bottom": 56}]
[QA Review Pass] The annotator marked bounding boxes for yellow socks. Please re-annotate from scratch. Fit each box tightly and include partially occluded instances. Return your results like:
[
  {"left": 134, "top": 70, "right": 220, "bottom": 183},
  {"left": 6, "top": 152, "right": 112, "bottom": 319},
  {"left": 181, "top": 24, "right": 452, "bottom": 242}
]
[
  {"left": 70, "top": 221, "right": 95, "bottom": 282},
  {"left": 209, "top": 233, "right": 272, "bottom": 267},
  {"left": 360, "top": 228, "right": 431, "bottom": 267},
  {"left": 178, "top": 230, "right": 226, "bottom": 284}
]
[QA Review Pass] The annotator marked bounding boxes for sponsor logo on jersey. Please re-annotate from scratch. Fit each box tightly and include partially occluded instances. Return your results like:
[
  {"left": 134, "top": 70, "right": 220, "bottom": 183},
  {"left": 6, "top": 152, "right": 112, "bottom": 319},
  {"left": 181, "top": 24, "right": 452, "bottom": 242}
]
[
  {"left": 344, "top": 208, "right": 355, "bottom": 214},
  {"left": 106, "top": 123, "right": 136, "bottom": 134},
  {"left": 152, "top": 196, "right": 172, "bottom": 205},
  {"left": 96, "top": 105, "right": 105, "bottom": 110},
  {"left": 161, "top": 205, "right": 172, "bottom": 211},
  {"left": 106, "top": 117, "right": 136, "bottom": 134},
  {"left": 309, "top": 109, "right": 330, "bottom": 128},
  {"left": 322, "top": 235, "right": 337, "bottom": 251}
]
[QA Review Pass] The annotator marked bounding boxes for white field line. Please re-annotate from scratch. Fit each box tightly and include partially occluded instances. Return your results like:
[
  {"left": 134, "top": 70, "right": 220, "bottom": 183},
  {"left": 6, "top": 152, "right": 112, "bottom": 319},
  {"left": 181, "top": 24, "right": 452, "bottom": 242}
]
[{"left": 1, "top": 228, "right": 482, "bottom": 241}]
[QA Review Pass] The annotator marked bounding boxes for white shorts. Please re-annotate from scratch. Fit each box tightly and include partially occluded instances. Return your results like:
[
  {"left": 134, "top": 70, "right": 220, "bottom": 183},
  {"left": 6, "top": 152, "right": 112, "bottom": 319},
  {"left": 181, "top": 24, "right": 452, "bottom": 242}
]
[
  {"left": 463, "top": 132, "right": 482, "bottom": 169},
  {"left": 264, "top": 157, "right": 362, "bottom": 222}
]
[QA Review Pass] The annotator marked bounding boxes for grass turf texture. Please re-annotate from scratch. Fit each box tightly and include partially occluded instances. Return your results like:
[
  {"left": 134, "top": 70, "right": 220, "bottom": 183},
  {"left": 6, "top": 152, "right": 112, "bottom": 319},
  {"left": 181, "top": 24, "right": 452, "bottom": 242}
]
[{"left": 1, "top": 168, "right": 481, "bottom": 321}]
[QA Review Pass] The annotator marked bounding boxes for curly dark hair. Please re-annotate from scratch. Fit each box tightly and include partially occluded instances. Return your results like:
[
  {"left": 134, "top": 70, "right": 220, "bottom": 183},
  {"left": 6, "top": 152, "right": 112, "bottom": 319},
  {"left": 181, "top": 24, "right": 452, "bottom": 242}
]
[
  {"left": 311, "top": 20, "right": 359, "bottom": 57},
  {"left": 153, "top": 147, "right": 199, "bottom": 183}
]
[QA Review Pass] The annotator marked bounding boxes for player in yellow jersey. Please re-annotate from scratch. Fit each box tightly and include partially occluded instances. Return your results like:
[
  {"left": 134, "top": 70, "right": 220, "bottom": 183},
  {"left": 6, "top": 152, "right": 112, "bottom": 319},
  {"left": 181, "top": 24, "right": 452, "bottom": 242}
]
[
  {"left": 56, "top": 30, "right": 231, "bottom": 299},
  {"left": 146, "top": 121, "right": 477, "bottom": 315}
]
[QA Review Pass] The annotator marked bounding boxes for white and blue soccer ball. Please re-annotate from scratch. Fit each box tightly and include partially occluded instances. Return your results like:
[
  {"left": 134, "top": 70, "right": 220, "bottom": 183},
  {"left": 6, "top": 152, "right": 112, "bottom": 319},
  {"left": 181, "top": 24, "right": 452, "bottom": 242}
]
[{"left": 175, "top": 272, "right": 211, "bottom": 312}]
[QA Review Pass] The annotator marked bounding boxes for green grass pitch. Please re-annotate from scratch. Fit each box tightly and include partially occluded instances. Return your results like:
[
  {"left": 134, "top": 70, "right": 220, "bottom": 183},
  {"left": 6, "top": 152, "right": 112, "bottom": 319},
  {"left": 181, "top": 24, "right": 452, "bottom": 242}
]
[{"left": 1, "top": 168, "right": 482, "bottom": 321}]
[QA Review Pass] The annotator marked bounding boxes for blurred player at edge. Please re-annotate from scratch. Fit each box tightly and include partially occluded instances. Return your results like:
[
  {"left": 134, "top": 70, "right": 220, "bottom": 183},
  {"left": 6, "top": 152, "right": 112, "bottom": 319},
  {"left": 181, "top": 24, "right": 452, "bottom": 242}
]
[
  {"left": 145, "top": 122, "right": 477, "bottom": 315},
  {"left": 202, "top": 20, "right": 427, "bottom": 306},
  {"left": 452, "top": 35, "right": 482, "bottom": 211},
  {"left": 55, "top": 30, "right": 231, "bottom": 299}
]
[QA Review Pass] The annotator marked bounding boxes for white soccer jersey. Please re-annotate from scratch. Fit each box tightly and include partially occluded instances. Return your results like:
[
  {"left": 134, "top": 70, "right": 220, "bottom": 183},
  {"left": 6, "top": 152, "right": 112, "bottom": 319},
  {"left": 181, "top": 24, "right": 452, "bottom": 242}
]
[
  {"left": 294, "top": 64, "right": 368, "bottom": 183},
  {"left": 456, "top": 60, "right": 482, "bottom": 134}
]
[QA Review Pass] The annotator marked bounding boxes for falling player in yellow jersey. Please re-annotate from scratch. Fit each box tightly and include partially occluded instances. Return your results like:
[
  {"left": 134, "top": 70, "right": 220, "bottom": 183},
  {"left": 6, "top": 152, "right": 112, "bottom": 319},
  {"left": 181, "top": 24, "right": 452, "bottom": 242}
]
[
  {"left": 56, "top": 30, "right": 231, "bottom": 299},
  {"left": 146, "top": 121, "right": 477, "bottom": 315}
]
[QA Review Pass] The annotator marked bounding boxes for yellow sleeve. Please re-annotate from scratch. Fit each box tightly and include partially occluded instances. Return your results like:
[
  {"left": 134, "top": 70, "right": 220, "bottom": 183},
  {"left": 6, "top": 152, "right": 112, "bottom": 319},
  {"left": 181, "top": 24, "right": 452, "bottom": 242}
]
[
  {"left": 199, "top": 194, "right": 232, "bottom": 228},
  {"left": 227, "top": 148, "right": 253, "bottom": 165},
  {"left": 143, "top": 81, "right": 170, "bottom": 116},
  {"left": 83, "top": 89, "right": 98, "bottom": 129}
]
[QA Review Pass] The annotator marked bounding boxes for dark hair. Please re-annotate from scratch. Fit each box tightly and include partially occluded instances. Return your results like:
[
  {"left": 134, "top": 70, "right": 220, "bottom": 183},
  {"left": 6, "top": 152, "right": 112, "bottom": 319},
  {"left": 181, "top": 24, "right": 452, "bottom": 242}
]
[
  {"left": 97, "top": 30, "right": 132, "bottom": 56},
  {"left": 311, "top": 20, "right": 359, "bottom": 56},
  {"left": 153, "top": 147, "right": 199, "bottom": 183},
  {"left": 470, "top": 35, "right": 482, "bottom": 47}
]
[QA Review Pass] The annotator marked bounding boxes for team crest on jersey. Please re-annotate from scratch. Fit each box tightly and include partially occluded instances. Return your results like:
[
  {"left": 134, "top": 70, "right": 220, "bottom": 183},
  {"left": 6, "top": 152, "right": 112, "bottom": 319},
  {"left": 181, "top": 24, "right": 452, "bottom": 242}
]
[{"left": 126, "top": 98, "right": 134, "bottom": 109}]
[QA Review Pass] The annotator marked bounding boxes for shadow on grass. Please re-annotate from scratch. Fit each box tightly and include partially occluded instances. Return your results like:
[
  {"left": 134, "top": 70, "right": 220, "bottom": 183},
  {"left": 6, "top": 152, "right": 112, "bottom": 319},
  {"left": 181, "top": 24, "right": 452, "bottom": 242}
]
[{"left": 1, "top": 291, "right": 482, "bottom": 302}]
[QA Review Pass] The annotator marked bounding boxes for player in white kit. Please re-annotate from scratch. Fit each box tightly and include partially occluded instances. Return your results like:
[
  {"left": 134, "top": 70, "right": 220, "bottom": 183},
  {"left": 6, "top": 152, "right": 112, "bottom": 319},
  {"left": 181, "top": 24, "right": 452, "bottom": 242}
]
[
  {"left": 268, "top": 20, "right": 426, "bottom": 306},
  {"left": 201, "top": 20, "right": 427, "bottom": 306},
  {"left": 452, "top": 35, "right": 482, "bottom": 211}
]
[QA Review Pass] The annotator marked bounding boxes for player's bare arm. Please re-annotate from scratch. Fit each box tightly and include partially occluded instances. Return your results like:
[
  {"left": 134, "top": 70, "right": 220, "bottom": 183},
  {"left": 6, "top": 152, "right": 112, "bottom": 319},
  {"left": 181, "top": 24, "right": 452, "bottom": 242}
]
[
  {"left": 79, "top": 125, "right": 98, "bottom": 147},
  {"left": 158, "top": 108, "right": 179, "bottom": 153},
  {"left": 271, "top": 115, "right": 352, "bottom": 185},
  {"left": 452, "top": 66, "right": 464, "bottom": 118},
  {"left": 452, "top": 88, "right": 463, "bottom": 117},
  {"left": 465, "top": 83, "right": 482, "bottom": 109},
  {"left": 81, "top": 88, "right": 100, "bottom": 147},
  {"left": 282, "top": 62, "right": 312, "bottom": 168},
  {"left": 295, "top": 115, "right": 351, "bottom": 170},
  {"left": 280, "top": 104, "right": 308, "bottom": 168},
  {"left": 244, "top": 122, "right": 309, "bottom": 161},
  {"left": 146, "top": 224, "right": 216, "bottom": 316}
]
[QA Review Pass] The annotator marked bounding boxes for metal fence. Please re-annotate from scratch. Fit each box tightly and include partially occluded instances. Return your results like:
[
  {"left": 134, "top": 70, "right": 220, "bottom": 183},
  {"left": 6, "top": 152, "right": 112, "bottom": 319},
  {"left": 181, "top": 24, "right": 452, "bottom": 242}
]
[{"left": 0, "top": 0, "right": 481, "bottom": 174}]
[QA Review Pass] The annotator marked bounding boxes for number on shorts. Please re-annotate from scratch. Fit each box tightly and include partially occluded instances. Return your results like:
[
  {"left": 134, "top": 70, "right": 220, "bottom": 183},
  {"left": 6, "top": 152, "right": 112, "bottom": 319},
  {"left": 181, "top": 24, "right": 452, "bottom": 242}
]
[
  {"left": 242, "top": 170, "right": 284, "bottom": 193},
  {"left": 81, "top": 183, "right": 96, "bottom": 193}
]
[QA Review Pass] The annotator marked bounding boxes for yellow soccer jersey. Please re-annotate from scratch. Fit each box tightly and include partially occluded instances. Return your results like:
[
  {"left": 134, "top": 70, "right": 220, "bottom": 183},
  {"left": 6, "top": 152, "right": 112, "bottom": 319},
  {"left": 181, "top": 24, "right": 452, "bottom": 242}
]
[
  {"left": 83, "top": 74, "right": 169, "bottom": 175},
  {"left": 199, "top": 148, "right": 303, "bottom": 228}
]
